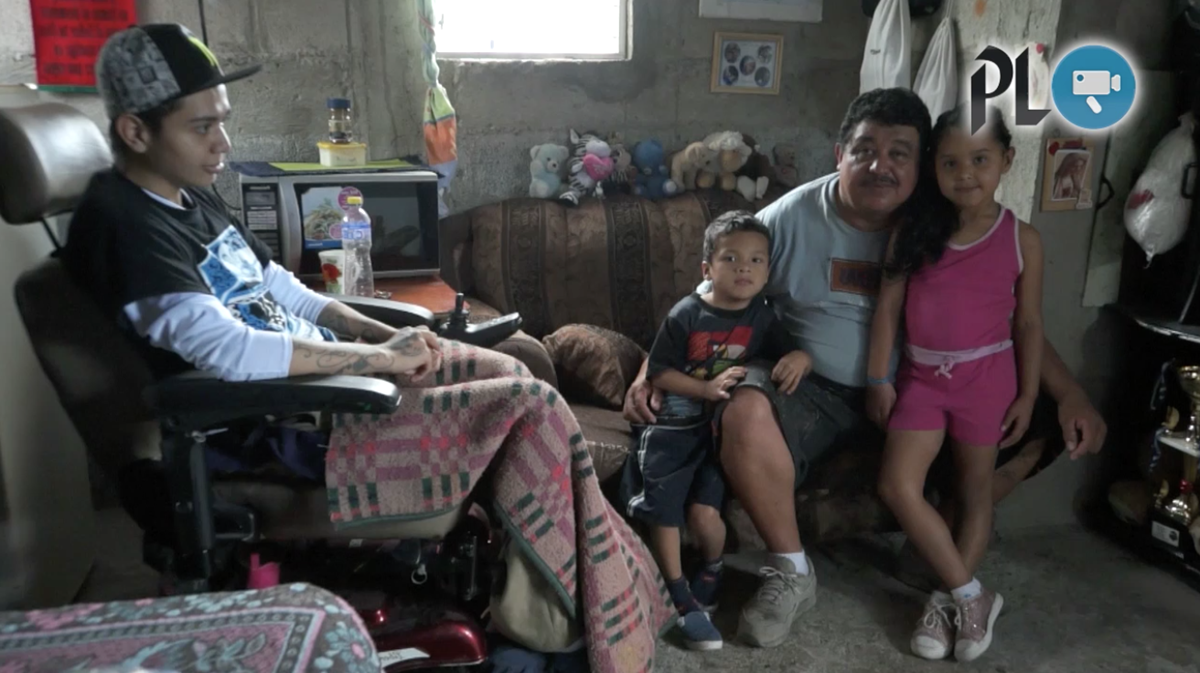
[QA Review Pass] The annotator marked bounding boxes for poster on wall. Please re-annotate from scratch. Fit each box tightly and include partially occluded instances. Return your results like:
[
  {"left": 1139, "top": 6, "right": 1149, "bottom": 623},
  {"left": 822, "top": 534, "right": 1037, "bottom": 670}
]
[
  {"left": 1041, "top": 136, "right": 1097, "bottom": 212},
  {"left": 29, "top": 0, "right": 138, "bottom": 92},
  {"left": 699, "top": 0, "right": 822, "bottom": 22}
]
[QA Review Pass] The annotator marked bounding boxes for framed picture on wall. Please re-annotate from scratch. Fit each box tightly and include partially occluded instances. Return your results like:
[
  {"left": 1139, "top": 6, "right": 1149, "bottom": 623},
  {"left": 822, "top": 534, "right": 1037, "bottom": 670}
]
[
  {"left": 711, "top": 32, "right": 784, "bottom": 95},
  {"left": 1041, "top": 136, "right": 1097, "bottom": 212}
]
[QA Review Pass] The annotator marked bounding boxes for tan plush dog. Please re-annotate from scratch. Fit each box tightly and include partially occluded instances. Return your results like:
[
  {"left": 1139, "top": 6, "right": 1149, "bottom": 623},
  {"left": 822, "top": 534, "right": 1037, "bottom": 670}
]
[
  {"left": 670, "top": 142, "right": 717, "bottom": 191},
  {"left": 696, "top": 131, "right": 752, "bottom": 191}
]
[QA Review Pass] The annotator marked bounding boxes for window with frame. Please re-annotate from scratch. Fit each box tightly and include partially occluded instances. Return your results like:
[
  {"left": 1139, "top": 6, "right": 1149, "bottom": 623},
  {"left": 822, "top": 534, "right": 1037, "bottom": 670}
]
[{"left": 434, "top": 0, "right": 628, "bottom": 60}]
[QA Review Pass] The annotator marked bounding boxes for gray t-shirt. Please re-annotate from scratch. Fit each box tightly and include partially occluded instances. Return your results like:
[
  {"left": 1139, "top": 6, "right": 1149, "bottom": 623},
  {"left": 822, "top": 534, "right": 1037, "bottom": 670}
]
[{"left": 699, "top": 173, "right": 899, "bottom": 386}]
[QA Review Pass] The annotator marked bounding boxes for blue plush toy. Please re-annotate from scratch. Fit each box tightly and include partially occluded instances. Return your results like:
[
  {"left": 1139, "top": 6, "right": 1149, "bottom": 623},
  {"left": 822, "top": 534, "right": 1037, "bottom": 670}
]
[{"left": 631, "top": 140, "right": 679, "bottom": 201}]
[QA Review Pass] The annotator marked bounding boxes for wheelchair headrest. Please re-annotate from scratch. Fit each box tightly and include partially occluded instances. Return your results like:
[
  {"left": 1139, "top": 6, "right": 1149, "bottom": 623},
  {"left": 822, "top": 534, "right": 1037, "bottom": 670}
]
[{"left": 0, "top": 102, "right": 112, "bottom": 225}]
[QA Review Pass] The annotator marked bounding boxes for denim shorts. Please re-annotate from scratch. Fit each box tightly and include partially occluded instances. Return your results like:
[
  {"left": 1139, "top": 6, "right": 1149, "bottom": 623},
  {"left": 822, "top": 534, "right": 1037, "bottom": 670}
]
[{"left": 713, "top": 361, "right": 1059, "bottom": 489}]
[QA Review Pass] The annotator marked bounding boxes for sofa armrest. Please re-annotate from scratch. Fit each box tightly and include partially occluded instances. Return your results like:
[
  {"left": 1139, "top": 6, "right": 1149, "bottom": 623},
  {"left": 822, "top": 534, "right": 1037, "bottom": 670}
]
[
  {"left": 439, "top": 212, "right": 474, "bottom": 293},
  {"left": 319, "top": 293, "right": 436, "bottom": 329},
  {"left": 144, "top": 370, "right": 401, "bottom": 430}
]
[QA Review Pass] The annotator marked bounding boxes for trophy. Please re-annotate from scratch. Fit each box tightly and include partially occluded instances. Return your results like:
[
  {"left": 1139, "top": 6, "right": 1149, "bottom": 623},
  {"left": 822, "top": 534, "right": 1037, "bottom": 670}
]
[{"left": 1160, "top": 365, "right": 1200, "bottom": 524}]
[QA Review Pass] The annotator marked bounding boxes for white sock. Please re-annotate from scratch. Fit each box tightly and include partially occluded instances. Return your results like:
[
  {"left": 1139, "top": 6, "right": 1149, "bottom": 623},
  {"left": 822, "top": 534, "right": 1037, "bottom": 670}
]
[
  {"left": 772, "top": 551, "right": 809, "bottom": 575},
  {"left": 931, "top": 590, "right": 953, "bottom": 605},
  {"left": 951, "top": 578, "right": 982, "bottom": 603}
]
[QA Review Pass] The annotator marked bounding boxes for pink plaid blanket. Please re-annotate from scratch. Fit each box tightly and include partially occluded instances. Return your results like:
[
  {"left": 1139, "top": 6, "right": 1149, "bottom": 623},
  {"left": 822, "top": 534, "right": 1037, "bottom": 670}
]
[{"left": 326, "top": 340, "right": 674, "bottom": 673}]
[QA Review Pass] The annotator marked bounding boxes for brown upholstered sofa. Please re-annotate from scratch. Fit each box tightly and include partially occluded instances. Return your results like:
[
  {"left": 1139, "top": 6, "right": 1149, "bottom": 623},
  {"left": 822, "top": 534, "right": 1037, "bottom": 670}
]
[{"left": 439, "top": 190, "right": 897, "bottom": 548}]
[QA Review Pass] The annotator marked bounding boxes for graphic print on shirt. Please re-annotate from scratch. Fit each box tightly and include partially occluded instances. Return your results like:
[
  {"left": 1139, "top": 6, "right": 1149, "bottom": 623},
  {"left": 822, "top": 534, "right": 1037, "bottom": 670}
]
[
  {"left": 686, "top": 325, "right": 754, "bottom": 379},
  {"left": 829, "top": 258, "right": 882, "bottom": 296},
  {"left": 196, "top": 226, "right": 333, "bottom": 342}
]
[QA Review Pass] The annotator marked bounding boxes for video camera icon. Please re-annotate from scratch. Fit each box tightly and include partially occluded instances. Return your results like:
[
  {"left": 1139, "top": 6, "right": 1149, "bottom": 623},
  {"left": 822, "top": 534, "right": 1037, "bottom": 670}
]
[{"left": 1073, "top": 70, "right": 1122, "bottom": 114}]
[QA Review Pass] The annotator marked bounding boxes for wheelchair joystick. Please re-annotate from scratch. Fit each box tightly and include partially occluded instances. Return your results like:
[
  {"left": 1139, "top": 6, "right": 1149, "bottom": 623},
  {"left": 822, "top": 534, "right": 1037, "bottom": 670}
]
[
  {"left": 437, "top": 292, "right": 523, "bottom": 349},
  {"left": 447, "top": 293, "right": 469, "bottom": 332}
]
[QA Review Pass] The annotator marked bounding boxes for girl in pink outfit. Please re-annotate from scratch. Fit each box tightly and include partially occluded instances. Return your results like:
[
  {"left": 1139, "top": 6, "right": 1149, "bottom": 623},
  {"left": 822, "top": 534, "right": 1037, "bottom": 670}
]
[{"left": 868, "top": 107, "right": 1044, "bottom": 664}]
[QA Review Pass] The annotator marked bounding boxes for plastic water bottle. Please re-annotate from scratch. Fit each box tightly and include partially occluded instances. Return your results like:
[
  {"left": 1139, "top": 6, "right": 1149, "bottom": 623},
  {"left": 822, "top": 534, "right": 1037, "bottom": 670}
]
[{"left": 340, "top": 196, "right": 375, "bottom": 297}]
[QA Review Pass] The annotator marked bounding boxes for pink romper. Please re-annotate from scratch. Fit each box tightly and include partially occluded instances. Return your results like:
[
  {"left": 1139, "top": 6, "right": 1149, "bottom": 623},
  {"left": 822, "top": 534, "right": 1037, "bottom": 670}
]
[{"left": 887, "top": 207, "right": 1022, "bottom": 446}]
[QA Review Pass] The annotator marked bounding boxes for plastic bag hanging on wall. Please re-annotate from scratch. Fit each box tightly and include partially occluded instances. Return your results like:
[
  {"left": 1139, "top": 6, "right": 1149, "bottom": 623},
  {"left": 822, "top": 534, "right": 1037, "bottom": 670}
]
[
  {"left": 1125, "top": 113, "right": 1197, "bottom": 264},
  {"left": 913, "top": 17, "right": 957, "bottom": 121},
  {"left": 860, "top": 0, "right": 912, "bottom": 93}
]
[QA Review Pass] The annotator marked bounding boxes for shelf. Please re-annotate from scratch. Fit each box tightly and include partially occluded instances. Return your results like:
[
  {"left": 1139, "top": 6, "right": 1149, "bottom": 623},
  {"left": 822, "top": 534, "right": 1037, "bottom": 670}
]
[
  {"left": 1117, "top": 304, "right": 1200, "bottom": 345},
  {"left": 1160, "top": 433, "right": 1200, "bottom": 457}
]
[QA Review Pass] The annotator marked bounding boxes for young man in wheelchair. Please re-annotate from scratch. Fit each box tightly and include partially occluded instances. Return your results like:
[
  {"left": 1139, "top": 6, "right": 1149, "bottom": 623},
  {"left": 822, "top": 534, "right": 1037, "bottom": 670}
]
[{"left": 63, "top": 23, "right": 442, "bottom": 391}]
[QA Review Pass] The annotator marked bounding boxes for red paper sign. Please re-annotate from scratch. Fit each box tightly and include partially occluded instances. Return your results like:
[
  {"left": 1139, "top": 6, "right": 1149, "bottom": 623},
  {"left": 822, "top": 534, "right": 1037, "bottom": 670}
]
[{"left": 30, "top": 0, "right": 138, "bottom": 89}]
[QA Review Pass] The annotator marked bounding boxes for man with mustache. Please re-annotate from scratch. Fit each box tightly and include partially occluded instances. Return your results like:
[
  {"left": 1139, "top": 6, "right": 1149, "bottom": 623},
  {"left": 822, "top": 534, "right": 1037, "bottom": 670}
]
[{"left": 623, "top": 88, "right": 1107, "bottom": 648}]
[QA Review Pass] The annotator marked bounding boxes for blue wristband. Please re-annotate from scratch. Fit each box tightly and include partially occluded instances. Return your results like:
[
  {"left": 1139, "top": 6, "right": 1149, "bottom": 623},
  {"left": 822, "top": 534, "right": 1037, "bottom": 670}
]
[{"left": 866, "top": 375, "right": 893, "bottom": 386}]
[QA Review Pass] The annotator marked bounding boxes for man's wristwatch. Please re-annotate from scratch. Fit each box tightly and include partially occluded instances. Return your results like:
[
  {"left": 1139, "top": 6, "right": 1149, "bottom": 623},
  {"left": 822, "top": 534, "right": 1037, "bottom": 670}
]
[{"left": 867, "top": 375, "right": 894, "bottom": 386}]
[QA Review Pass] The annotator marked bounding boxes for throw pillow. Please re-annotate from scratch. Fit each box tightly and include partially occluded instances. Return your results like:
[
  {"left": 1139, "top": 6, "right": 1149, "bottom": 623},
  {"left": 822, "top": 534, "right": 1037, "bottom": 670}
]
[{"left": 543, "top": 324, "right": 647, "bottom": 409}]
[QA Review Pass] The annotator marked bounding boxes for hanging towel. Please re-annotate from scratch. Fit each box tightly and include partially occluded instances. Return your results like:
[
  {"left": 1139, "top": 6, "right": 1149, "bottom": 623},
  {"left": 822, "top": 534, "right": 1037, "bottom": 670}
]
[
  {"left": 419, "top": 0, "right": 458, "bottom": 218},
  {"left": 861, "top": 0, "right": 913, "bottom": 93},
  {"left": 913, "top": 17, "right": 957, "bottom": 120}
]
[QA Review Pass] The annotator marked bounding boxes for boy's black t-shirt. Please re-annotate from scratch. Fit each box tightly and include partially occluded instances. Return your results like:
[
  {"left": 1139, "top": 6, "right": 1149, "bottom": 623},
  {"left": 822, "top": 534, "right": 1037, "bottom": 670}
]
[
  {"left": 61, "top": 169, "right": 333, "bottom": 379},
  {"left": 647, "top": 293, "right": 792, "bottom": 417}
]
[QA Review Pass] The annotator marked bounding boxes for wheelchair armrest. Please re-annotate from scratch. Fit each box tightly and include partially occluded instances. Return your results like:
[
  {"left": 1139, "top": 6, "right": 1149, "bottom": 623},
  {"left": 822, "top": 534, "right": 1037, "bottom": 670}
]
[
  {"left": 145, "top": 370, "right": 401, "bottom": 431},
  {"left": 320, "top": 293, "right": 436, "bottom": 329}
]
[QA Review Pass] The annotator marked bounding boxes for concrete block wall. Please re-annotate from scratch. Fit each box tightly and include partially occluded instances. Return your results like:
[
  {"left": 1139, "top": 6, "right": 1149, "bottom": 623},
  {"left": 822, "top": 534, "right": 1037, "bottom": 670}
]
[{"left": 438, "top": 0, "right": 873, "bottom": 212}]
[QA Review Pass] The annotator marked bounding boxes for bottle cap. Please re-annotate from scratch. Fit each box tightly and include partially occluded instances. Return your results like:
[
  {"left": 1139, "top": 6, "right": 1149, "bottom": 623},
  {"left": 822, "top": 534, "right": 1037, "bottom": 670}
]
[
  {"left": 345, "top": 195, "right": 363, "bottom": 205},
  {"left": 327, "top": 97, "right": 351, "bottom": 109}
]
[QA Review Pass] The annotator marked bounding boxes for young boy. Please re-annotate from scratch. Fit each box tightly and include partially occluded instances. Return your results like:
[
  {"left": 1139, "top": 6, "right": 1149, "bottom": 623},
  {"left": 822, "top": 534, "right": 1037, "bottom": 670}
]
[{"left": 619, "top": 210, "right": 812, "bottom": 650}]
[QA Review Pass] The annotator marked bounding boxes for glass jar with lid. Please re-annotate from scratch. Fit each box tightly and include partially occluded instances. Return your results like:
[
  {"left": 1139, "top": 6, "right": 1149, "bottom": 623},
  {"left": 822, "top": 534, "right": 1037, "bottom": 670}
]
[{"left": 327, "top": 97, "right": 353, "bottom": 144}]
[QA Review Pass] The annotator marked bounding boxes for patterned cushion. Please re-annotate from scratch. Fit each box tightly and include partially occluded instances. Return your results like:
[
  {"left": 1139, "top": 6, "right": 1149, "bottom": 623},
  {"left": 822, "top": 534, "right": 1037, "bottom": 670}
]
[
  {"left": 0, "top": 583, "right": 379, "bottom": 672},
  {"left": 543, "top": 324, "right": 647, "bottom": 409},
  {"left": 469, "top": 195, "right": 755, "bottom": 349}
]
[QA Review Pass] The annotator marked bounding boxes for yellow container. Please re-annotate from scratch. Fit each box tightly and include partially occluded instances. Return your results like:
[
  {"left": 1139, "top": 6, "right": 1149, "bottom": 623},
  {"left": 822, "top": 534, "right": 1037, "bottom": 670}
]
[{"left": 318, "top": 141, "right": 368, "bottom": 168}]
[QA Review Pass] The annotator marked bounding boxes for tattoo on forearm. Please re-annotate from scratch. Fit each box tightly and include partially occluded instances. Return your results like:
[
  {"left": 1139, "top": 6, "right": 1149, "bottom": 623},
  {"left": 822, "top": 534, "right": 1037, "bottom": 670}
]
[
  {"left": 317, "top": 306, "right": 390, "bottom": 343},
  {"left": 386, "top": 330, "right": 425, "bottom": 357},
  {"left": 293, "top": 343, "right": 395, "bottom": 375}
]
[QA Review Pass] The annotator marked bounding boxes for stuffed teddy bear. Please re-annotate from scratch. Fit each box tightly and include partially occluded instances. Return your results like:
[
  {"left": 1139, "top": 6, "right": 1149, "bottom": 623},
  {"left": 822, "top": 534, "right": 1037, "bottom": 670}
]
[
  {"left": 734, "top": 134, "right": 774, "bottom": 202},
  {"left": 773, "top": 143, "right": 800, "bottom": 189},
  {"left": 696, "top": 131, "right": 752, "bottom": 192},
  {"left": 560, "top": 130, "right": 614, "bottom": 206},
  {"left": 631, "top": 139, "right": 679, "bottom": 201},
  {"left": 670, "top": 141, "right": 718, "bottom": 192},
  {"left": 529, "top": 143, "right": 570, "bottom": 199},
  {"left": 602, "top": 132, "right": 636, "bottom": 196}
]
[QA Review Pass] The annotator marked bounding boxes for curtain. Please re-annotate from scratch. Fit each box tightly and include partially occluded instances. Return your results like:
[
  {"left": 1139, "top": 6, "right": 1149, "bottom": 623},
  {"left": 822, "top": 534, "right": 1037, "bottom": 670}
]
[{"left": 418, "top": 0, "right": 458, "bottom": 218}]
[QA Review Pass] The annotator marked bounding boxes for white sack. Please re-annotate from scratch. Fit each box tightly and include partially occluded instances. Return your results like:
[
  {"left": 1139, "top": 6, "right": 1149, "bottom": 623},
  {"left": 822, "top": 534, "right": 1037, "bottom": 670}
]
[
  {"left": 913, "top": 17, "right": 957, "bottom": 120},
  {"left": 861, "top": 0, "right": 913, "bottom": 93},
  {"left": 1125, "top": 113, "right": 1197, "bottom": 263}
]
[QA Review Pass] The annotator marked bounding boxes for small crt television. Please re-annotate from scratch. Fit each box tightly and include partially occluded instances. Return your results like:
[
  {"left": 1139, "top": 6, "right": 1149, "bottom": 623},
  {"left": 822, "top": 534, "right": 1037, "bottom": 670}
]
[{"left": 232, "top": 165, "right": 441, "bottom": 279}]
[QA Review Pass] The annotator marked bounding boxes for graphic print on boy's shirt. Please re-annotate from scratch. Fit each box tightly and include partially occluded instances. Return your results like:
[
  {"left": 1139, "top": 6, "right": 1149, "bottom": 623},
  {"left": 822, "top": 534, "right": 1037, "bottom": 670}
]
[
  {"left": 686, "top": 325, "right": 755, "bottom": 380},
  {"left": 198, "top": 225, "right": 334, "bottom": 342},
  {"left": 647, "top": 294, "right": 788, "bottom": 418}
]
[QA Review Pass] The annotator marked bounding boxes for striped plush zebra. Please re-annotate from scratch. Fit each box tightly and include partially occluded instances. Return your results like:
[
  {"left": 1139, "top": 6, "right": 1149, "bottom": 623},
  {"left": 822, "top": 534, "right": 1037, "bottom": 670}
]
[{"left": 558, "top": 129, "right": 613, "bottom": 206}]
